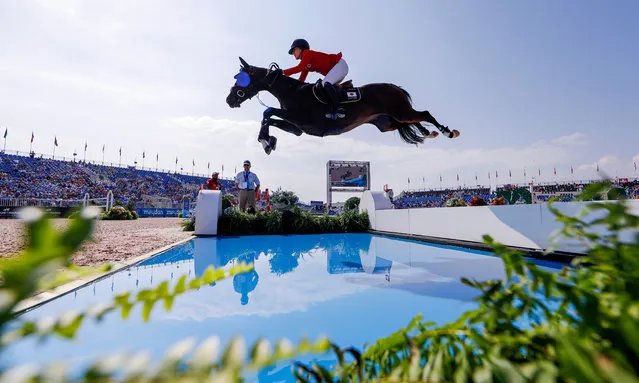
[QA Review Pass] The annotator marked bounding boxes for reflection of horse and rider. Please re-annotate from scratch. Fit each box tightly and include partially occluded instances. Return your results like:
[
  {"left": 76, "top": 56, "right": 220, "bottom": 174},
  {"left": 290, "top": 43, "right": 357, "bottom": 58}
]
[
  {"left": 193, "top": 235, "right": 391, "bottom": 305},
  {"left": 226, "top": 38, "right": 460, "bottom": 155},
  {"left": 191, "top": 234, "right": 503, "bottom": 304}
]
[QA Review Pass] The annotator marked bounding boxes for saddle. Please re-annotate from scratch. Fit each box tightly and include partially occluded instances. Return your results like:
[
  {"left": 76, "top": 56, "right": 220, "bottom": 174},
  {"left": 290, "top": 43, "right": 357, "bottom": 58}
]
[{"left": 312, "top": 79, "right": 362, "bottom": 104}]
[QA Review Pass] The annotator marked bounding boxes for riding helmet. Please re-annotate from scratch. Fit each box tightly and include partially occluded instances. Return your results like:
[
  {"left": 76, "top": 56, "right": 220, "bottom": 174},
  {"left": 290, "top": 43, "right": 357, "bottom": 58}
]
[{"left": 288, "top": 38, "right": 310, "bottom": 54}]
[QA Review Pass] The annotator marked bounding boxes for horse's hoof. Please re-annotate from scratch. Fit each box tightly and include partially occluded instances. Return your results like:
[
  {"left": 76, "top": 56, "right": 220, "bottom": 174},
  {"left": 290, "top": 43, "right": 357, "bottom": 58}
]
[
  {"left": 445, "top": 129, "right": 460, "bottom": 139},
  {"left": 264, "top": 146, "right": 272, "bottom": 155},
  {"left": 268, "top": 136, "right": 277, "bottom": 151},
  {"left": 427, "top": 131, "right": 439, "bottom": 139}
]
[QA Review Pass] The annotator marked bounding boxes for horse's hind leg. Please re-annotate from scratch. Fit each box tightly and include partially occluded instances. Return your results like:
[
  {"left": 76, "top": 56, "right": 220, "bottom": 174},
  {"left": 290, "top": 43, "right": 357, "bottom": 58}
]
[
  {"left": 370, "top": 115, "right": 438, "bottom": 140},
  {"left": 421, "top": 111, "right": 460, "bottom": 139},
  {"left": 371, "top": 115, "right": 434, "bottom": 135},
  {"left": 390, "top": 105, "right": 460, "bottom": 139}
]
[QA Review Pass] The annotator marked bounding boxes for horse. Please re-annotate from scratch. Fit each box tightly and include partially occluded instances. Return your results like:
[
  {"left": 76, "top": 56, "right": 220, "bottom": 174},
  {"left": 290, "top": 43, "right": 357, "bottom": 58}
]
[{"left": 225, "top": 57, "right": 460, "bottom": 155}]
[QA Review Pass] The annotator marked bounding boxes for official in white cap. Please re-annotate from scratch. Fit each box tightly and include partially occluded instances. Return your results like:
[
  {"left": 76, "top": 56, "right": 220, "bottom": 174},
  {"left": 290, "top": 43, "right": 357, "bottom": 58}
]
[{"left": 235, "top": 160, "right": 260, "bottom": 213}]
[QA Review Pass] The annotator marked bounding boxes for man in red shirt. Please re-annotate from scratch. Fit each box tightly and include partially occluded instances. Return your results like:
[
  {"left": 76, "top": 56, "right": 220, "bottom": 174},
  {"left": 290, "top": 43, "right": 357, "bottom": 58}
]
[
  {"left": 283, "top": 38, "right": 349, "bottom": 120},
  {"left": 206, "top": 172, "right": 222, "bottom": 190}
]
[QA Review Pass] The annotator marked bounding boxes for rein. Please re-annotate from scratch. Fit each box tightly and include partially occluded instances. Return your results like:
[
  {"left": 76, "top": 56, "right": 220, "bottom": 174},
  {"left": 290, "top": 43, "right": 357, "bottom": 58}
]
[{"left": 255, "top": 62, "right": 282, "bottom": 109}]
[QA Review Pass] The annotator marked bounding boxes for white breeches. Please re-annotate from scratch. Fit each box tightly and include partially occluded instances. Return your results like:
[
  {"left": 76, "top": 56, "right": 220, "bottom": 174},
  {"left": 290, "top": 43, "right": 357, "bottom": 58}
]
[{"left": 323, "top": 58, "right": 349, "bottom": 85}]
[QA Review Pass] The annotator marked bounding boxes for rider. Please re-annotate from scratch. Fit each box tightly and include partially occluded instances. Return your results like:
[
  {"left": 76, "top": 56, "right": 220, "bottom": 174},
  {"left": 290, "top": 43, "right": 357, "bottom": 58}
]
[{"left": 282, "top": 38, "right": 349, "bottom": 119}]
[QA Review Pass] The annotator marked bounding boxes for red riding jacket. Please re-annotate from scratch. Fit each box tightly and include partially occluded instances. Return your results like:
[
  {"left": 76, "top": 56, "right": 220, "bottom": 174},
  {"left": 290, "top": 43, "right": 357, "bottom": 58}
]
[{"left": 282, "top": 49, "right": 342, "bottom": 83}]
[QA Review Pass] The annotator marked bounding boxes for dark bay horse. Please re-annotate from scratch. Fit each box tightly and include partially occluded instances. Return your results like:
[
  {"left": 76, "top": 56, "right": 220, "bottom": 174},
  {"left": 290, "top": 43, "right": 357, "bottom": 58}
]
[{"left": 225, "top": 57, "right": 460, "bottom": 155}]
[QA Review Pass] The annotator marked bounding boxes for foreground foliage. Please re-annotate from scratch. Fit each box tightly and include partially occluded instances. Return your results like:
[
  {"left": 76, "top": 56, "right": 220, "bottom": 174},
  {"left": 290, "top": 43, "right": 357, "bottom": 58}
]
[{"left": 0, "top": 181, "right": 636, "bottom": 382}]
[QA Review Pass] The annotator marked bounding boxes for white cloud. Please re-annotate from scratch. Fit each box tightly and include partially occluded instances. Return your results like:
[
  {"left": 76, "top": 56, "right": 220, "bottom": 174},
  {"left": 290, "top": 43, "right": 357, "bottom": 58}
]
[
  {"left": 551, "top": 132, "right": 587, "bottom": 146},
  {"left": 600, "top": 155, "right": 619, "bottom": 166},
  {"left": 578, "top": 155, "right": 618, "bottom": 171}
]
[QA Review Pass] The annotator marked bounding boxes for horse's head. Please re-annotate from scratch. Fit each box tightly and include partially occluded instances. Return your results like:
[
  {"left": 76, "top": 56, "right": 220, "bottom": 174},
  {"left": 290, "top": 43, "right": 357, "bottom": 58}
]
[{"left": 226, "top": 57, "right": 271, "bottom": 108}]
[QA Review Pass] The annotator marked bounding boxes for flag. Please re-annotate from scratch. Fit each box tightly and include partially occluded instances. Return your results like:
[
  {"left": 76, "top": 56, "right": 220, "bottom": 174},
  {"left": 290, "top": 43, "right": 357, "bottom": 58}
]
[
  {"left": 475, "top": 173, "right": 478, "bottom": 181},
  {"left": 596, "top": 163, "right": 599, "bottom": 172},
  {"left": 524, "top": 168, "right": 527, "bottom": 177},
  {"left": 119, "top": 147, "right": 122, "bottom": 155},
  {"left": 495, "top": 170, "right": 498, "bottom": 178},
  {"left": 84, "top": 141, "right": 87, "bottom": 150},
  {"left": 509, "top": 169, "right": 511, "bottom": 177},
  {"left": 488, "top": 171, "right": 491, "bottom": 179},
  {"left": 54, "top": 136, "right": 58, "bottom": 147},
  {"left": 142, "top": 151, "right": 145, "bottom": 159},
  {"left": 538, "top": 168, "right": 541, "bottom": 176},
  {"left": 156, "top": 153, "right": 158, "bottom": 161},
  {"left": 408, "top": 177, "right": 410, "bottom": 184},
  {"left": 571, "top": 166, "right": 574, "bottom": 174},
  {"left": 440, "top": 175, "right": 442, "bottom": 182},
  {"left": 102, "top": 144, "right": 105, "bottom": 153},
  {"left": 207, "top": 162, "right": 210, "bottom": 169},
  {"left": 456, "top": 173, "right": 459, "bottom": 182},
  {"left": 31, "top": 132, "right": 34, "bottom": 143},
  {"left": 175, "top": 157, "right": 178, "bottom": 164},
  {"left": 553, "top": 167, "right": 556, "bottom": 175},
  {"left": 3, "top": 128, "right": 6, "bottom": 138},
  {"left": 222, "top": 164, "right": 224, "bottom": 172},
  {"left": 192, "top": 159, "right": 195, "bottom": 166},
  {"left": 635, "top": 162, "right": 637, "bottom": 171}
]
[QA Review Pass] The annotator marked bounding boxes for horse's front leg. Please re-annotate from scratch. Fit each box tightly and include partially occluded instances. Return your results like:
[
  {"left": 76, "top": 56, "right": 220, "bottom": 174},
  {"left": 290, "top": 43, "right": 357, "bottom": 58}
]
[
  {"left": 268, "top": 118, "right": 303, "bottom": 136},
  {"left": 257, "top": 108, "right": 276, "bottom": 154},
  {"left": 258, "top": 108, "right": 303, "bottom": 154},
  {"left": 258, "top": 108, "right": 274, "bottom": 141}
]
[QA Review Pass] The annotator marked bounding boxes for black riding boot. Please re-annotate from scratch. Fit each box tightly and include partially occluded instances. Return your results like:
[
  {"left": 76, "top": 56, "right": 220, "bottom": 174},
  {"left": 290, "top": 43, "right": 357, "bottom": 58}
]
[{"left": 323, "top": 82, "right": 345, "bottom": 119}]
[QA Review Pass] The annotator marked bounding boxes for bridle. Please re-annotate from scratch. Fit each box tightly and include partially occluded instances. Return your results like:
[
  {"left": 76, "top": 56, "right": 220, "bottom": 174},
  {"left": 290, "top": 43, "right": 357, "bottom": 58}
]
[{"left": 239, "top": 62, "right": 282, "bottom": 108}]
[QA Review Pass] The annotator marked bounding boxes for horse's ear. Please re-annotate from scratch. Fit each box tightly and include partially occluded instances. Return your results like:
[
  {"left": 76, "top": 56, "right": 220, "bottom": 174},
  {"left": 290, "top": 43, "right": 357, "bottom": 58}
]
[{"left": 239, "top": 57, "right": 249, "bottom": 68}]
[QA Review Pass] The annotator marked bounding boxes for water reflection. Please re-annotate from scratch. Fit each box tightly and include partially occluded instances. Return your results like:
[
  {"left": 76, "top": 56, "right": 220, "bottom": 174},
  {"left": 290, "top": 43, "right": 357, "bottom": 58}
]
[
  {"left": 53, "top": 233, "right": 563, "bottom": 310},
  {"left": 157, "top": 233, "right": 554, "bottom": 305}
]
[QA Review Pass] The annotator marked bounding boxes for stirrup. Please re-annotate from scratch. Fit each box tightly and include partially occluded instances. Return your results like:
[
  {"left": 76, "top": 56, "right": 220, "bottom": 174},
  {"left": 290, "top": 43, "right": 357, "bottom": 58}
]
[{"left": 325, "top": 109, "right": 345, "bottom": 120}]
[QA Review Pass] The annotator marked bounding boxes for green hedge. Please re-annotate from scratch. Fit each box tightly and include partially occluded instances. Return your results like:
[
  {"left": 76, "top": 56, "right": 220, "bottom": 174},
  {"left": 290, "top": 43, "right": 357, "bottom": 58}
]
[
  {"left": 217, "top": 207, "right": 369, "bottom": 235},
  {"left": 100, "top": 205, "right": 138, "bottom": 220}
]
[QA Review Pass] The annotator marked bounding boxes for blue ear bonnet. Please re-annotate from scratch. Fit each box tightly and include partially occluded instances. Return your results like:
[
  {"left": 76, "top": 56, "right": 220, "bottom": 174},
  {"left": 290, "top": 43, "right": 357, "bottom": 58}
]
[{"left": 234, "top": 71, "right": 251, "bottom": 87}]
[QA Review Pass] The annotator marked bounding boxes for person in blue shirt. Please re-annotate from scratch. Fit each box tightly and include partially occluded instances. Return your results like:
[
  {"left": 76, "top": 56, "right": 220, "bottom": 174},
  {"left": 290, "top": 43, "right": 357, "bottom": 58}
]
[{"left": 234, "top": 160, "right": 261, "bottom": 213}]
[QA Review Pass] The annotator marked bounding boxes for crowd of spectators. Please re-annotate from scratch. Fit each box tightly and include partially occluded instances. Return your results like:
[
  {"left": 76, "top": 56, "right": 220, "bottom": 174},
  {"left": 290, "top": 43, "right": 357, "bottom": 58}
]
[
  {"left": 2, "top": 152, "right": 638, "bottom": 211},
  {"left": 532, "top": 183, "right": 588, "bottom": 193},
  {"left": 621, "top": 180, "right": 639, "bottom": 198},
  {"left": 0, "top": 152, "right": 235, "bottom": 206},
  {"left": 392, "top": 187, "right": 494, "bottom": 209},
  {"left": 389, "top": 179, "right": 639, "bottom": 209}
]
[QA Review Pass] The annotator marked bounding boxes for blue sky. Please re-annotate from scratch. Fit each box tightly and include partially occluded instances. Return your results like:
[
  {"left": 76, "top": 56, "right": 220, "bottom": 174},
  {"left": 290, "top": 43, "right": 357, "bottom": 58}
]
[{"left": 1, "top": 0, "right": 637, "bottom": 202}]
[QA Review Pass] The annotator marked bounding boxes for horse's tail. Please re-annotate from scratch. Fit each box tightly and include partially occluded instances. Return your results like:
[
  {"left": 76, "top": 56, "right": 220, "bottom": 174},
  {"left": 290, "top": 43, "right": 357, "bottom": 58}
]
[{"left": 396, "top": 121, "right": 433, "bottom": 145}]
